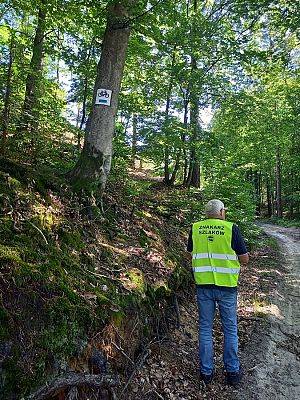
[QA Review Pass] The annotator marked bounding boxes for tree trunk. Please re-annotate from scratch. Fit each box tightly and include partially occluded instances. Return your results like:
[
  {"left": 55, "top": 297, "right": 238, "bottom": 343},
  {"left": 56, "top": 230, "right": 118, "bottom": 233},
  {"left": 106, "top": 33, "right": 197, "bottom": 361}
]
[
  {"left": 131, "top": 113, "right": 137, "bottom": 168},
  {"left": 254, "top": 170, "right": 261, "bottom": 215},
  {"left": 186, "top": 76, "right": 200, "bottom": 188},
  {"left": 79, "top": 41, "right": 94, "bottom": 133},
  {"left": 266, "top": 175, "right": 272, "bottom": 218},
  {"left": 182, "top": 99, "right": 189, "bottom": 185},
  {"left": 22, "top": 3, "right": 46, "bottom": 133},
  {"left": 170, "top": 150, "right": 181, "bottom": 185},
  {"left": 191, "top": 160, "right": 200, "bottom": 187},
  {"left": 163, "top": 47, "right": 176, "bottom": 185},
  {"left": 186, "top": 0, "right": 200, "bottom": 188},
  {"left": 1, "top": 32, "right": 14, "bottom": 154},
  {"left": 275, "top": 147, "right": 283, "bottom": 218},
  {"left": 289, "top": 172, "right": 294, "bottom": 218},
  {"left": 69, "top": 2, "right": 134, "bottom": 194}
]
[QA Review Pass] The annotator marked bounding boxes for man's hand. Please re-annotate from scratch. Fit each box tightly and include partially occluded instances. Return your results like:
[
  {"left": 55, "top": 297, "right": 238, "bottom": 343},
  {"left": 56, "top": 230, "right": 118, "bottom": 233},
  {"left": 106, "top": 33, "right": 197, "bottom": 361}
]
[{"left": 238, "top": 253, "right": 249, "bottom": 264}]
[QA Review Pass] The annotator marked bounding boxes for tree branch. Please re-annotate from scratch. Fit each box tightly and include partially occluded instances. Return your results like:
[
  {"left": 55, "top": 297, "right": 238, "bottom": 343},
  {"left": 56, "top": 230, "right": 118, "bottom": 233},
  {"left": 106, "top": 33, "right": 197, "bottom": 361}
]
[{"left": 130, "top": 0, "right": 166, "bottom": 24}]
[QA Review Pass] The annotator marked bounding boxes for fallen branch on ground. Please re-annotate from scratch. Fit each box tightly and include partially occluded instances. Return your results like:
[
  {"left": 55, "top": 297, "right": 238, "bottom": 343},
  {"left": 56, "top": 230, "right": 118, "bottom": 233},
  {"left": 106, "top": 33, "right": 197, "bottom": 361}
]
[
  {"left": 112, "top": 341, "right": 135, "bottom": 365},
  {"left": 27, "top": 372, "right": 119, "bottom": 400},
  {"left": 120, "top": 348, "right": 150, "bottom": 397},
  {"left": 27, "top": 221, "right": 48, "bottom": 245}
]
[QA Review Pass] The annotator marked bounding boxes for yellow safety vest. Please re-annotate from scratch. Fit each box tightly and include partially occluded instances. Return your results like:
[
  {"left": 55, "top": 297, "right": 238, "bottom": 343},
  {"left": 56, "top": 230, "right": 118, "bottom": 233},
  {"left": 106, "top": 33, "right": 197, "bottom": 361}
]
[{"left": 192, "top": 219, "right": 240, "bottom": 287}]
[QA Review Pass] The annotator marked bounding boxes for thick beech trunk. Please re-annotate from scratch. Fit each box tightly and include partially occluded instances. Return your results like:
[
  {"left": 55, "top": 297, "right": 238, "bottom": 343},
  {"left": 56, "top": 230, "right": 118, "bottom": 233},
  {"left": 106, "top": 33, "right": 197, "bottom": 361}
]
[
  {"left": 1, "top": 33, "right": 14, "bottom": 153},
  {"left": 275, "top": 147, "right": 283, "bottom": 218},
  {"left": 22, "top": 3, "right": 46, "bottom": 133},
  {"left": 69, "top": 2, "right": 134, "bottom": 193}
]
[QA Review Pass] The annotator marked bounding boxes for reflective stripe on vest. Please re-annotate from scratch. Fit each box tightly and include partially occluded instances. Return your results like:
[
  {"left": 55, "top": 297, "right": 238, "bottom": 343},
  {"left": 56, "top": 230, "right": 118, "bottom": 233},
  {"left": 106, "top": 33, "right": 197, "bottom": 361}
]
[
  {"left": 193, "top": 266, "right": 240, "bottom": 274},
  {"left": 192, "top": 253, "right": 238, "bottom": 261}
]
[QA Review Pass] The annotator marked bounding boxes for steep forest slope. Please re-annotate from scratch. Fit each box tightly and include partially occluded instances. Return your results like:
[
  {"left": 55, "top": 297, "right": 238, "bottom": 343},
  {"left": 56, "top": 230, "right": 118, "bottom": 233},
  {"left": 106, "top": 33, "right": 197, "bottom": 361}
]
[
  {"left": 0, "top": 159, "right": 196, "bottom": 398},
  {"left": 0, "top": 158, "right": 264, "bottom": 399}
]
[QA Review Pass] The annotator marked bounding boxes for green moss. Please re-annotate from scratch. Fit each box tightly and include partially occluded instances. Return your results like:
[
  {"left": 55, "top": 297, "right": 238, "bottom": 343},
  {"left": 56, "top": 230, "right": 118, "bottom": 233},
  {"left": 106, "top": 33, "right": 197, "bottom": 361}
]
[
  {"left": 41, "top": 297, "right": 91, "bottom": 355},
  {"left": 58, "top": 228, "right": 84, "bottom": 250},
  {"left": 111, "top": 310, "right": 125, "bottom": 327},
  {"left": 151, "top": 281, "right": 171, "bottom": 297},
  {"left": 7, "top": 176, "right": 22, "bottom": 189},
  {"left": 121, "top": 268, "right": 146, "bottom": 293},
  {"left": 0, "top": 218, "right": 14, "bottom": 237},
  {"left": 14, "top": 263, "right": 44, "bottom": 286},
  {"left": 0, "top": 244, "right": 22, "bottom": 266}
]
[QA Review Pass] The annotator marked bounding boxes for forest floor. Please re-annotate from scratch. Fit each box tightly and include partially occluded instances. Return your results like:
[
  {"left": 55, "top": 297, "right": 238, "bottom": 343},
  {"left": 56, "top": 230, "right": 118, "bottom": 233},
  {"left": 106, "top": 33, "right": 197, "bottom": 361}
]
[{"left": 119, "top": 225, "right": 300, "bottom": 400}]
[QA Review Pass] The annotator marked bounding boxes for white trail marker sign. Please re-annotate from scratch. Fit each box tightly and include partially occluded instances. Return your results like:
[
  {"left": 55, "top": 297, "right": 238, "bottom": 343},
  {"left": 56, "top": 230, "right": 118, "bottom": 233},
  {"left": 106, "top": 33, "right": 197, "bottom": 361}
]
[{"left": 95, "top": 89, "right": 112, "bottom": 106}]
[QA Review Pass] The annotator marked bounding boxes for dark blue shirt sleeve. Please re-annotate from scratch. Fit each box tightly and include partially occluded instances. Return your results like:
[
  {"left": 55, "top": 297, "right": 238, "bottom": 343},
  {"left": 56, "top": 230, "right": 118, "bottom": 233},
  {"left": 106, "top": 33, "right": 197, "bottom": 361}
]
[
  {"left": 187, "top": 227, "right": 193, "bottom": 252},
  {"left": 231, "top": 224, "right": 248, "bottom": 255}
]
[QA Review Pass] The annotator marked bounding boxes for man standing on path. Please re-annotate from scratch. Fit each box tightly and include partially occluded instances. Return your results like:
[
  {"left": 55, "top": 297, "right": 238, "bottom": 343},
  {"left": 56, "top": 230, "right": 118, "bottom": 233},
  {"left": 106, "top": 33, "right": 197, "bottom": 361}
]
[{"left": 187, "top": 199, "right": 249, "bottom": 386}]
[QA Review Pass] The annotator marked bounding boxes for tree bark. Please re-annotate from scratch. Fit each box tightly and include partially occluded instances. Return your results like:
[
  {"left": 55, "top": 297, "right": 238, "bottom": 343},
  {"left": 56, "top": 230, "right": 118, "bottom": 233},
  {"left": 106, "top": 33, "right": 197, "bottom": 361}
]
[
  {"left": 131, "top": 113, "right": 137, "bottom": 168},
  {"left": 21, "top": 2, "right": 46, "bottom": 133},
  {"left": 69, "top": 1, "right": 135, "bottom": 194},
  {"left": 289, "top": 172, "right": 294, "bottom": 218},
  {"left": 186, "top": 0, "right": 200, "bottom": 188},
  {"left": 182, "top": 99, "right": 189, "bottom": 185},
  {"left": 170, "top": 150, "right": 181, "bottom": 185},
  {"left": 163, "top": 47, "right": 176, "bottom": 185},
  {"left": 1, "top": 31, "right": 14, "bottom": 154},
  {"left": 79, "top": 40, "right": 95, "bottom": 134},
  {"left": 254, "top": 170, "right": 261, "bottom": 215},
  {"left": 275, "top": 147, "right": 283, "bottom": 218},
  {"left": 266, "top": 175, "right": 272, "bottom": 218},
  {"left": 186, "top": 76, "right": 200, "bottom": 188}
]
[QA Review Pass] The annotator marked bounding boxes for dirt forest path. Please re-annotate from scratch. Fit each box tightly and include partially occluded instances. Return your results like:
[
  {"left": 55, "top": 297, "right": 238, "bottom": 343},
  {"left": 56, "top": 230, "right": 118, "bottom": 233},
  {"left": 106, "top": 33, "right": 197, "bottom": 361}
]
[
  {"left": 238, "top": 224, "right": 300, "bottom": 400},
  {"left": 122, "top": 224, "right": 300, "bottom": 400}
]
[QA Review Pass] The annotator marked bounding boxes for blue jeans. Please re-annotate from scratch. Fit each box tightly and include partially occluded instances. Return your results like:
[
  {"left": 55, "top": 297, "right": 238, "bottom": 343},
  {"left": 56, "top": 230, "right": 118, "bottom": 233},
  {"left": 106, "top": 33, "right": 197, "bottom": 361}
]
[{"left": 196, "top": 285, "right": 240, "bottom": 374}]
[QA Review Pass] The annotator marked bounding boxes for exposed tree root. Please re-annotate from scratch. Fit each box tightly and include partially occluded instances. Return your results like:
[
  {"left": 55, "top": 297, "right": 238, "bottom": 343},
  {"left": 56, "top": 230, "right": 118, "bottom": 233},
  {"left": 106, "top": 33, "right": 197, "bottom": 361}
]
[{"left": 27, "top": 372, "right": 119, "bottom": 400}]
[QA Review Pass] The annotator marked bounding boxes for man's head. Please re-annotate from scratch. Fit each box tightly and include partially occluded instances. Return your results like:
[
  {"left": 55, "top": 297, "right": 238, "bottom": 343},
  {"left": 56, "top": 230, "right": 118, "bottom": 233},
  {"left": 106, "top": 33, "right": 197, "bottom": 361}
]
[{"left": 205, "top": 199, "right": 227, "bottom": 220}]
